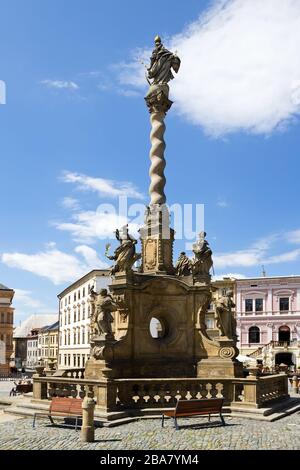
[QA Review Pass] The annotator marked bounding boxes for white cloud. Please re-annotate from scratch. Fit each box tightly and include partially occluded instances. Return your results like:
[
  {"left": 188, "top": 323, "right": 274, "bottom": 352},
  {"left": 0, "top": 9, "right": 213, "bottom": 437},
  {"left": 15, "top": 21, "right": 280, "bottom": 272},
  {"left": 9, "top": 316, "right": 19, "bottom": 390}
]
[
  {"left": 264, "top": 249, "right": 300, "bottom": 265},
  {"left": 61, "top": 171, "right": 143, "bottom": 200},
  {"left": 217, "top": 200, "right": 228, "bottom": 208},
  {"left": 213, "top": 273, "right": 246, "bottom": 280},
  {"left": 117, "top": 88, "right": 141, "bottom": 98},
  {"left": 61, "top": 197, "right": 80, "bottom": 211},
  {"left": 214, "top": 249, "right": 262, "bottom": 268},
  {"left": 214, "top": 234, "right": 300, "bottom": 269},
  {"left": 55, "top": 209, "right": 140, "bottom": 243},
  {"left": 1, "top": 246, "right": 108, "bottom": 285},
  {"left": 75, "top": 245, "right": 104, "bottom": 267},
  {"left": 119, "top": 0, "right": 300, "bottom": 136},
  {"left": 13, "top": 289, "right": 44, "bottom": 310},
  {"left": 286, "top": 229, "right": 300, "bottom": 244},
  {"left": 40, "top": 80, "right": 79, "bottom": 90}
]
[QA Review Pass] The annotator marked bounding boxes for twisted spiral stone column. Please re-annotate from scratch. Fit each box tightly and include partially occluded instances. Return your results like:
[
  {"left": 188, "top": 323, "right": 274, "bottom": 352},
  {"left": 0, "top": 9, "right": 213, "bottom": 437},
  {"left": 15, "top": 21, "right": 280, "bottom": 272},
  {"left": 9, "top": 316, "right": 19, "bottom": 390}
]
[
  {"left": 141, "top": 84, "right": 175, "bottom": 274},
  {"left": 149, "top": 112, "right": 166, "bottom": 205}
]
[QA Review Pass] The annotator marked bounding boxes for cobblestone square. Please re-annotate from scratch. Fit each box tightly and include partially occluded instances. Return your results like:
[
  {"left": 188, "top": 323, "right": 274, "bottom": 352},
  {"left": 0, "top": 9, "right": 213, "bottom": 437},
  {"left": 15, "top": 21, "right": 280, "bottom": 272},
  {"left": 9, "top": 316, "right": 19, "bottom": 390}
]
[{"left": 0, "top": 411, "right": 300, "bottom": 450}]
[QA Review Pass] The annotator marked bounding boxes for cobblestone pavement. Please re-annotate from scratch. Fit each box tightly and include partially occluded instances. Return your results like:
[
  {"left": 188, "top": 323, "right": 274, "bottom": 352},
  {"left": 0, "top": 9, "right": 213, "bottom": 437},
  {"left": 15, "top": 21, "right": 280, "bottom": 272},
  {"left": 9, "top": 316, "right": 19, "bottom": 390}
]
[{"left": 0, "top": 412, "right": 300, "bottom": 450}]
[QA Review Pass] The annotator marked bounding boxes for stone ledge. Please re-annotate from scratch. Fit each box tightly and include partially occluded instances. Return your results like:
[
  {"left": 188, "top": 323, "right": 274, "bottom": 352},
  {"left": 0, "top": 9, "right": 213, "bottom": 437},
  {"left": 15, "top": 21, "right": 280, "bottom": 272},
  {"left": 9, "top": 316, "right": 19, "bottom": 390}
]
[{"left": 4, "top": 397, "right": 300, "bottom": 425}]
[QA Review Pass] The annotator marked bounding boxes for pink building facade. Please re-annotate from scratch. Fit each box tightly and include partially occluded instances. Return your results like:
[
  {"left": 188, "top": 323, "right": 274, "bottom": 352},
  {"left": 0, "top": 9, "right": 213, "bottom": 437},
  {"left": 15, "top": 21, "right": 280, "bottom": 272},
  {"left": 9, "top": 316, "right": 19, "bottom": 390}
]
[{"left": 235, "top": 276, "right": 300, "bottom": 369}]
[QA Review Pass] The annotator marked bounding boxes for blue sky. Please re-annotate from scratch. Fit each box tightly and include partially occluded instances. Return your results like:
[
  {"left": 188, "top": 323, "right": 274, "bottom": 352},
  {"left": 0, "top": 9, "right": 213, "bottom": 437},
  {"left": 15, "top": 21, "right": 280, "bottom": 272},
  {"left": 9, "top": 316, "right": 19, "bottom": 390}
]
[{"left": 1, "top": 0, "right": 300, "bottom": 324}]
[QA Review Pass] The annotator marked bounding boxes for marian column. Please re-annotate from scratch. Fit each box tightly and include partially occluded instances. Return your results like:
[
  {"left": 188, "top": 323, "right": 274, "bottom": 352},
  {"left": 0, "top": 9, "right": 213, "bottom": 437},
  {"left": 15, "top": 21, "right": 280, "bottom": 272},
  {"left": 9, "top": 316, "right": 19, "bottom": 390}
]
[{"left": 140, "top": 36, "right": 181, "bottom": 274}]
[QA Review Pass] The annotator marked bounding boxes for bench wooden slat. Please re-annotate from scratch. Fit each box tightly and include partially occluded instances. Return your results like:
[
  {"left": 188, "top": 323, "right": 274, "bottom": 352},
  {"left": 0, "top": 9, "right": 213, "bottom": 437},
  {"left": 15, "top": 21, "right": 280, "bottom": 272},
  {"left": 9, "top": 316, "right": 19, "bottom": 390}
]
[
  {"left": 176, "top": 398, "right": 223, "bottom": 413},
  {"left": 33, "top": 397, "right": 83, "bottom": 430},
  {"left": 162, "top": 398, "right": 225, "bottom": 430}
]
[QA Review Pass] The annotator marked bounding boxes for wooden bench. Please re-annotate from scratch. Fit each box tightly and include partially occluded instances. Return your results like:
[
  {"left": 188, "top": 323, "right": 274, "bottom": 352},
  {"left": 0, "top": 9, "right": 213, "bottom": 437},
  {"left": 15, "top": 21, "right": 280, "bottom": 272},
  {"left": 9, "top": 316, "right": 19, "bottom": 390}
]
[
  {"left": 162, "top": 398, "right": 225, "bottom": 430},
  {"left": 33, "top": 397, "right": 83, "bottom": 431}
]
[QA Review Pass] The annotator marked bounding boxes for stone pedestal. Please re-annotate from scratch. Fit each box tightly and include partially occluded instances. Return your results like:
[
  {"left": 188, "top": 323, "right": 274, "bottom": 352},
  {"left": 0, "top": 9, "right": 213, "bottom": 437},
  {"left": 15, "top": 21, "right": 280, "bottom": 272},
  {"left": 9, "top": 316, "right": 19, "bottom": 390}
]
[
  {"left": 85, "top": 272, "right": 243, "bottom": 381},
  {"left": 85, "top": 335, "right": 117, "bottom": 380},
  {"left": 197, "top": 359, "right": 243, "bottom": 378},
  {"left": 140, "top": 205, "right": 174, "bottom": 274},
  {"left": 33, "top": 369, "right": 47, "bottom": 400}
]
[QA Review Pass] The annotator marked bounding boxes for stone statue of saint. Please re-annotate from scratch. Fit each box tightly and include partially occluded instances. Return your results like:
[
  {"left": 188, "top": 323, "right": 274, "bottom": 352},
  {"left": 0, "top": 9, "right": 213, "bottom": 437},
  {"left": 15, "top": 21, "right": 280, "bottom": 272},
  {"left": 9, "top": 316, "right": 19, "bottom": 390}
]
[
  {"left": 175, "top": 252, "right": 192, "bottom": 276},
  {"left": 105, "top": 225, "right": 141, "bottom": 275},
  {"left": 147, "top": 35, "right": 181, "bottom": 86},
  {"left": 214, "top": 290, "right": 236, "bottom": 340},
  {"left": 91, "top": 288, "right": 118, "bottom": 338},
  {"left": 192, "top": 231, "right": 213, "bottom": 276},
  {"left": 145, "top": 36, "right": 181, "bottom": 114}
]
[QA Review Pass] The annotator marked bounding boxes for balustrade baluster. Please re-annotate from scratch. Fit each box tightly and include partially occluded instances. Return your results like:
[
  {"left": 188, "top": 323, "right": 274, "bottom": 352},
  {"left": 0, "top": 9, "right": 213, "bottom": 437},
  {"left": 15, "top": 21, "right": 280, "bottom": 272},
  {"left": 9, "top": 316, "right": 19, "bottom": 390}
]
[
  {"left": 206, "top": 383, "right": 212, "bottom": 399},
  {"left": 215, "top": 383, "right": 224, "bottom": 399}
]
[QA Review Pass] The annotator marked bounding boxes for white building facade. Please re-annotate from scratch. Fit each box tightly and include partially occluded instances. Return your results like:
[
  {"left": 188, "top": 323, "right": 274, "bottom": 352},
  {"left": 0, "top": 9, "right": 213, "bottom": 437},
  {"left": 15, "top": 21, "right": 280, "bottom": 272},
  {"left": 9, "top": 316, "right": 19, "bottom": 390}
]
[
  {"left": 26, "top": 329, "right": 39, "bottom": 369},
  {"left": 236, "top": 276, "right": 300, "bottom": 369},
  {"left": 58, "top": 270, "right": 110, "bottom": 370}
]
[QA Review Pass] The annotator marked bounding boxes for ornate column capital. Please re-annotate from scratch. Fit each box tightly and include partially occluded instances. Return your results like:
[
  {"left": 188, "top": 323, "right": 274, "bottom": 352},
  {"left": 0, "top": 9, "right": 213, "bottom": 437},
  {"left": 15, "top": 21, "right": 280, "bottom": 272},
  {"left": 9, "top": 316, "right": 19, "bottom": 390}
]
[{"left": 145, "top": 84, "right": 173, "bottom": 114}]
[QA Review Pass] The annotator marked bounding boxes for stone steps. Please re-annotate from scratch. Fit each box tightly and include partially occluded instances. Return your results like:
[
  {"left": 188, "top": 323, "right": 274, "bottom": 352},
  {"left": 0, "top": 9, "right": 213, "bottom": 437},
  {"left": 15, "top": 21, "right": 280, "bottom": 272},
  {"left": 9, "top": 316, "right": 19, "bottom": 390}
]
[
  {"left": 230, "top": 397, "right": 300, "bottom": 421},
  {"left": 3, "top": 397, "right": 300, "bottom": 425}
]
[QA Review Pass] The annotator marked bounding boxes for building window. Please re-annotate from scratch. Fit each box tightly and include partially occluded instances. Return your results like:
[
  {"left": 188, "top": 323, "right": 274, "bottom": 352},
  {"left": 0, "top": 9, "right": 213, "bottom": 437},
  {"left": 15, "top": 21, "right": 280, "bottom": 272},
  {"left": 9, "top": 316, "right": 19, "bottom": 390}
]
[
  {"left": 73, "top": 330, "right": 76, "bottom": 344},
  {"left": 83, "top": 287, "right": 85, "bottom": 297},
  {"left": 279, "top": 297, "right": 289, "bottom": 312},
  {"left": 1, "top": 313, "right": 4, "bottom": 323},
  {"left": 68, "top": 296, "right": 70, "bottom": 305},
  {"left": 82, "top": 328, "right": 85, "bottom": 344},
  {"left": 78, "top": 307, "right": 80, "bottom": 322},
  {"left": 255, "top": 298, "right": 263, "bottom": 312},
  {"left": 82, "top": 305, "right": 85, "bottom": 320},
  {"left": 74, "top": 293, "right": 77, "bottom": 302},
  {"left": 249, "top": 326, "right": 260, "bottom": 344},
  {"left": 245, "top": 299, "right": 253, "bottom": 312},
  {"left": 78, "top": 290, "right": 81, "bottom": 300}
]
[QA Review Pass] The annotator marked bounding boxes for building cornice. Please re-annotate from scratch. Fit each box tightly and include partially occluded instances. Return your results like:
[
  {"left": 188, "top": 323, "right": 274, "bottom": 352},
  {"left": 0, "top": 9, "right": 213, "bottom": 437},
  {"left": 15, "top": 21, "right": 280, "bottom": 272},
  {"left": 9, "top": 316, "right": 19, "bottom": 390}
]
[{"left": 57, "top": 270, "right": 110, "bottom": 299}]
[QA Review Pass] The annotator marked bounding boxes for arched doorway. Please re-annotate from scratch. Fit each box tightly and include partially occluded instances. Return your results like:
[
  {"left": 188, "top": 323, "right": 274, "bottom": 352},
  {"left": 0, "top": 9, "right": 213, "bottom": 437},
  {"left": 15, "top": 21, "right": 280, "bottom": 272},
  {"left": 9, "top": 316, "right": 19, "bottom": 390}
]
[
  {"left": 275, "top": 352, "right": 293, "bottom": 366},
  {"left": 278, "top": 325, "right": 290, "bottom": 343},
  {"left": 248, "top": 326, "right": 260, "bottom": 344}
]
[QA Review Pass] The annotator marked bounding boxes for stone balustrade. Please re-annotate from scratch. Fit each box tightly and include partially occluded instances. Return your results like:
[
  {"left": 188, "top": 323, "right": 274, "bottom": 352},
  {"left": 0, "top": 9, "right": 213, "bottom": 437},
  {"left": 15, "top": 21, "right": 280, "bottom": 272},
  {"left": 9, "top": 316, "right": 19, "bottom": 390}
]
[
  {"left": 32, "top": 373, "right": 288, "bottom": 414},
  {"left": 257, "top": 375, "right": 289, "bottom": 404},
  {"left": 57, "top": 368, "right": 85, "bottom": 379}
]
